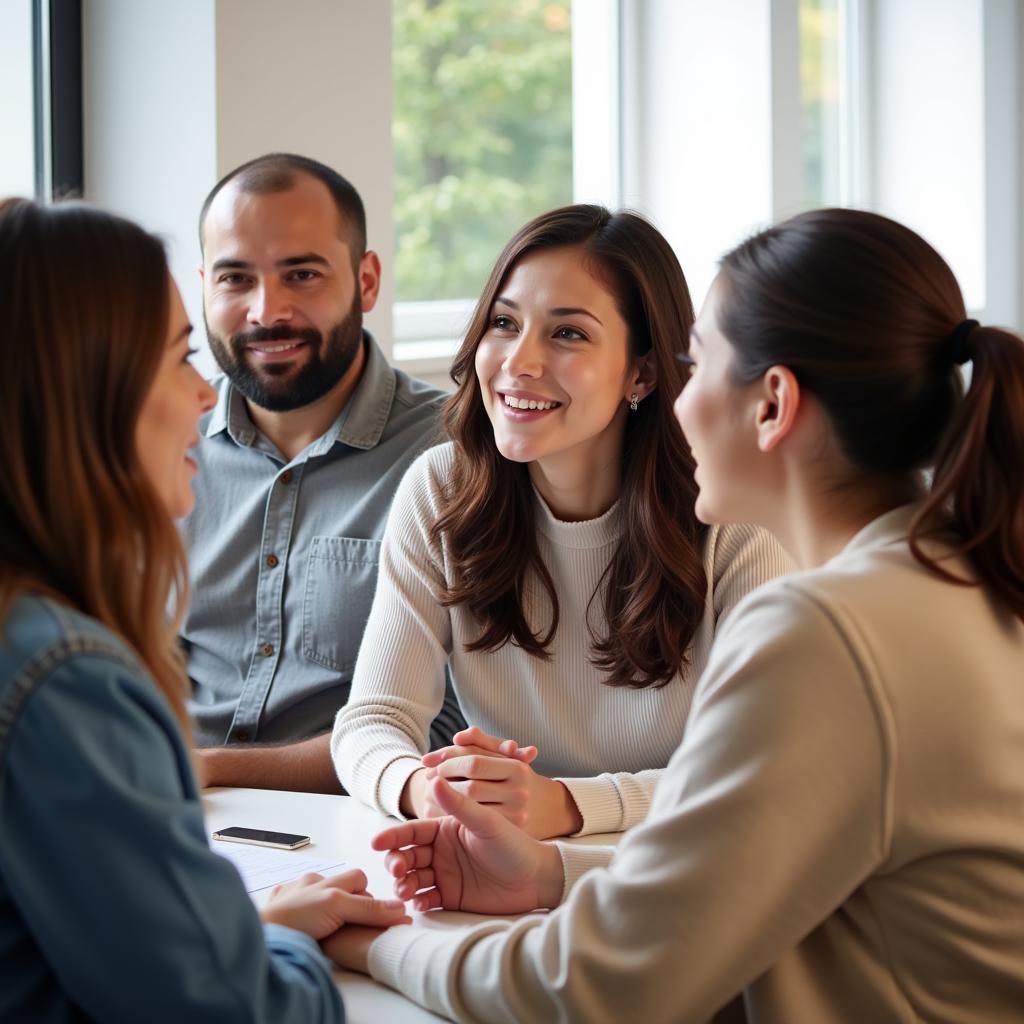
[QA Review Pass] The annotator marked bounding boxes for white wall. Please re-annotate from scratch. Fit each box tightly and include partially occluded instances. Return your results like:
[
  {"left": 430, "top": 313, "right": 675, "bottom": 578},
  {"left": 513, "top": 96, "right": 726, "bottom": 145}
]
[
  {"left": 83, "top": 0, "right": 217, "bottom": 344},
  {"left": 869, "top": 0, "right": 986, "bottom": 312},
  {"left": 82, "top": 0, "right": 392, "bottom": 376},
  {"left": 214, "top": 0, "right": 393, "bottom": 346}
]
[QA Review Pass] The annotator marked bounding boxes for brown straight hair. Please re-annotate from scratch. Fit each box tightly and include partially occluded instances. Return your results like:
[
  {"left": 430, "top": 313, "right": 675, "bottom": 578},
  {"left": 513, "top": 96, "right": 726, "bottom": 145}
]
[
  {"left": 718, "top": 207, "right": 1024, "bottom": 618},
  {"left": 434, "top": 204, "right": 707, "bottom": 688},
  {"left": 0, "top": 198, "right": 192, "bottom": 729}
]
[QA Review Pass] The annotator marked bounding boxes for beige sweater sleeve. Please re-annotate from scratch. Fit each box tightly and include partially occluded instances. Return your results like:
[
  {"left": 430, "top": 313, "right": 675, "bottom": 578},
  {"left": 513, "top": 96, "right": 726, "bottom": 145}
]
[
  {"left": 331, "top": 452, "right": 453, "bottom": 817},
  {"left": 555, "top": 522, "right": 792, "bottom": 836},
  {"left": 367, "top": 582, "right": 891, "bottom": 1023}
]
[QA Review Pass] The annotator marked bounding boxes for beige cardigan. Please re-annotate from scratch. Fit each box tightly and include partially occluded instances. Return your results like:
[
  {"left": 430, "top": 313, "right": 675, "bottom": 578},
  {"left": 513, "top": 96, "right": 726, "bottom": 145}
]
[{"left": 366, "top": 505, "right": 1024, "bottom": 1022}]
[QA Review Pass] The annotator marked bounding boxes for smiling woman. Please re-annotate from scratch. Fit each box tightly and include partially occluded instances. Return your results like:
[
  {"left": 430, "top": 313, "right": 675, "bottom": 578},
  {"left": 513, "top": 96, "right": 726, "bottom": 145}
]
[
  {"left": 0, "top": 198, "right": 406, "bottom": 1022},
  {"left": 332, "top": 204, "right": 791, "bottom": 842}
]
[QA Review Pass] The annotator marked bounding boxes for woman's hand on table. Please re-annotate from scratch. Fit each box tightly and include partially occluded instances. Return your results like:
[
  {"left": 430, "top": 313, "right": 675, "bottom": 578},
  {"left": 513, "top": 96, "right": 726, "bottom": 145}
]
[
  {"left": 420, "top": 726, "right": 583, "bottom": 839},
  {"left": 373, "top": 775, "right": 566, "bottom": 915},
  {"left": 259, "top": 868, "right": 410, "bottom": 940}
]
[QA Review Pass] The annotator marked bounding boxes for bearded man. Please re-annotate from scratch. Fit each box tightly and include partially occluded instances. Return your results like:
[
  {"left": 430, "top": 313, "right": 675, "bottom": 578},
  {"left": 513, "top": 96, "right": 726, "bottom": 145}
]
[{"left": 183, "top": 153, "right": 463, "bottom": 791}]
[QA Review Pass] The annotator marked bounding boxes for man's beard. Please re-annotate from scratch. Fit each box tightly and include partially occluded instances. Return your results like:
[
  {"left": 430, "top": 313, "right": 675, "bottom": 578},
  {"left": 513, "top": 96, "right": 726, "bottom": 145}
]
[{"left": 205, "top": 291, "right": 364, "bottom": 412}]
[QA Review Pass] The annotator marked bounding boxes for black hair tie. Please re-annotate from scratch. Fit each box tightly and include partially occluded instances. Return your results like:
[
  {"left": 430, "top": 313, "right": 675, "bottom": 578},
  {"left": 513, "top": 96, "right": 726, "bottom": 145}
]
[{"left": 949, "top": 318, "right": 979, "bottom": 365}]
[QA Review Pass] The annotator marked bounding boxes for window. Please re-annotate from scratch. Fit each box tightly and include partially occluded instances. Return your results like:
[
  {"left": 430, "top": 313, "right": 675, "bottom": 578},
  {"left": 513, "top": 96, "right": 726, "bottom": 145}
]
[
  {"left": 799, "top": 0, "right": 841, "bottom": 208},
  {"left": 391, "top": 0, "right": 619, "bottom": 368},
  {"left": 0, "top": 0, "right": 36, "bottom": 198},
  {"left": 0, "top": 0, "right": 82, "bottom": 202}
]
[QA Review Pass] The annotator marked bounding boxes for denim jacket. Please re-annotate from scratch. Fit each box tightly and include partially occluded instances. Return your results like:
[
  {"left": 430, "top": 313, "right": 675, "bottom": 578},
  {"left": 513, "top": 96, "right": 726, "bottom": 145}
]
[{"left": 0, "top": 595, "right": 343, "bottom": 1023}]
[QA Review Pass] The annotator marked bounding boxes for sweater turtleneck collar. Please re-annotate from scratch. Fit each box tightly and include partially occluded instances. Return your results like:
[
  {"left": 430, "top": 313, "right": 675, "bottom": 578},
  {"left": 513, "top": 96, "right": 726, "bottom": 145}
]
[{"left": 532, "top": 489, "right": 621, "bottom": 550}]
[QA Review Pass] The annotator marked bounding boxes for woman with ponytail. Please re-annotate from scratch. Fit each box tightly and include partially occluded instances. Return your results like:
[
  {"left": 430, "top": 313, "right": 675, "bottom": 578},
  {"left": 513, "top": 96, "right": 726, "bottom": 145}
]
[
  {"left": 332, "top": 204, "right": 787, "bottom": 840},
  {"left": 336, "top": 208, "right": 1024, "bottom": 1023},
  {"left": 0, "top": 199, "right": 407, "bottom": 1022}
]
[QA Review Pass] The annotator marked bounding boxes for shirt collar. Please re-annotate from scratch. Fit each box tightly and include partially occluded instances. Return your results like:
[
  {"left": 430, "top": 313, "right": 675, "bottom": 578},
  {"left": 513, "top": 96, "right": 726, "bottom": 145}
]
[
  {"left": 836, "top": 503, "right": 919, "bottom": 559},
  {"left": 200, "top": 331, "right": 396, "bottom": 454}
]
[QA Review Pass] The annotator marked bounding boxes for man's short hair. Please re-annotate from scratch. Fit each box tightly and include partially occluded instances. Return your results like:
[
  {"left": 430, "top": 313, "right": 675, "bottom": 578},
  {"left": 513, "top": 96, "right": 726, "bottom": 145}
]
[{"left": 198, "top": 153, "right": 367, "bottom": 260}]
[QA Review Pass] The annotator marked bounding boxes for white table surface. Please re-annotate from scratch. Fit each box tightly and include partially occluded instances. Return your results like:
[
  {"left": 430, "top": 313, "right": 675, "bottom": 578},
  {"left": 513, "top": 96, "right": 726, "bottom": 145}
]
[{"left": 204, "top": 787, "right": 617, "bottom": 1023}]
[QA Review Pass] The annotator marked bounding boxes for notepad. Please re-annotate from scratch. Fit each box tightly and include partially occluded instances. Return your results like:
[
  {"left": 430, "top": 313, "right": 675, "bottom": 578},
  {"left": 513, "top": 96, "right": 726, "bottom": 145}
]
[{"left": 213, "top": 840, "right": 349, "bottom": 894}]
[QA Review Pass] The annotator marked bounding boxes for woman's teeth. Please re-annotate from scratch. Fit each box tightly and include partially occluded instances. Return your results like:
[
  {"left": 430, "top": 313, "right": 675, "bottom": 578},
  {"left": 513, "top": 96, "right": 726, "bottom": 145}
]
[{"left": 504, "top": 395, "right": 559, "bottom": 411}]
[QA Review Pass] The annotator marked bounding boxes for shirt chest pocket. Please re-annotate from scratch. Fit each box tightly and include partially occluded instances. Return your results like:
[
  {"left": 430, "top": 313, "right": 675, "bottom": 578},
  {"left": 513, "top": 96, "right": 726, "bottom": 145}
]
[{"left": 302, "top": 536, "right": 382, "bottom": 673}]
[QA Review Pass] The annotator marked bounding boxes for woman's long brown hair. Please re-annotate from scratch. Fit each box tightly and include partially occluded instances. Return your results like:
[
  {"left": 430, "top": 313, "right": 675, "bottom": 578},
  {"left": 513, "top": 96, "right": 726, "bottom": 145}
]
[
  {"left": 718, "top": 207, "right": 1024, "bottom": 619},
  {"left": 435, "top": 204, "right": 706, "bottom": 688},
  {"left": 0, "top": 198, "right": 192, "bottom": 729}
]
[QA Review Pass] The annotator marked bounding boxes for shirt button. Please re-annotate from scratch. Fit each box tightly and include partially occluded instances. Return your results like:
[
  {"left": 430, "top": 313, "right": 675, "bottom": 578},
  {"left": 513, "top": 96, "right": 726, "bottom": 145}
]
[
  {"left": 280, "top": 470, "right": 293, "bottom": 484},
  {"left": 260, "top": 642, "right": 274, "bottom": 657},
  {"left": 266, "top": 554, "right": 279, "bottom": 568},
  {"left": 234, "top": 729, "right": 251, "bottom": 742}
]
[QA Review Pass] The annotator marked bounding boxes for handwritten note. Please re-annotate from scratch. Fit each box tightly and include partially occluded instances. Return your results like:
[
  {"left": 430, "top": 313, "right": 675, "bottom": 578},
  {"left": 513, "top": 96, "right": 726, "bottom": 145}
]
[{"left": 213, "top": 840, "right": 349, "bottom": 894}]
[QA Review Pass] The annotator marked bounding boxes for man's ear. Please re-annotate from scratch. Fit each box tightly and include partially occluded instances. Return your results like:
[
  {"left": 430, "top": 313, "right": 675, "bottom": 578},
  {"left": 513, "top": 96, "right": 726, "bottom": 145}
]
[
  {"left": 358, "top": 251, "right": 382, "bottom": 313},
  {"left": 197, "top": 264, "right": 204, "bottom": 282},
  {"left": 628, "top": 351, "right": 658, "bottom": 401},
  {"left": 756, "top": 365, "right": 801, "bottom": 452}
]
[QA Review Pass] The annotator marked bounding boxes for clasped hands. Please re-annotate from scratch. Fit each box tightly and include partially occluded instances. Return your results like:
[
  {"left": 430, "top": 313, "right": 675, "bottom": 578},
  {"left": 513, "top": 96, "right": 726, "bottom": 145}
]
[{"left": 403, "top": 725, "right": 584, "bottom": 840}]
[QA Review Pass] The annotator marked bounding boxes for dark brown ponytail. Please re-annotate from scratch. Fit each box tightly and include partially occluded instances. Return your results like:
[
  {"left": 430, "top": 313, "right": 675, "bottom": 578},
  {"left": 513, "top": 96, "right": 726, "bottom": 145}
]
[
  {"left": 718, "top": 207, "right": 1024, "bottom": 620},
  {"left": 912, "top": 324, "right": 1024, "bottom": 616}
]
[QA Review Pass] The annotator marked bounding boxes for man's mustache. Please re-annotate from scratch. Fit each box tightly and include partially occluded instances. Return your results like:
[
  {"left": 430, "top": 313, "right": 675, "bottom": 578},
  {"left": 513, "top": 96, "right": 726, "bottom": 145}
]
[{"left": 231, "top": 325, "right": 321, "bottom": 348}]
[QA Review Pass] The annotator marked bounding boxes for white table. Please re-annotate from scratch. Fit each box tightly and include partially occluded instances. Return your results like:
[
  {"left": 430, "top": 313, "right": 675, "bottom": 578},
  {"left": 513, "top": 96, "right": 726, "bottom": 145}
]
[{"left": 204, "top": 787, "right": 617, "bottom": 1023}]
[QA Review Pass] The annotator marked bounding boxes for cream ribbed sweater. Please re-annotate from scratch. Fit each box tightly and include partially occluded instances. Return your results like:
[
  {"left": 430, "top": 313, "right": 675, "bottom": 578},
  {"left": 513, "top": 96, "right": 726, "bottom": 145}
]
[
  {"left": 332, "top": 443, "right": 790, "bottom": 833},
  {"left": 367, "top": 505, "right": 1024, "bottom": 1023}
]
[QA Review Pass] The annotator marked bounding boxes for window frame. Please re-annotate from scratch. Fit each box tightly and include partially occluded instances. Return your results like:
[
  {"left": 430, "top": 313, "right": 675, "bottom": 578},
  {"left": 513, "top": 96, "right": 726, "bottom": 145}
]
[
  {"left": 390, "top": 0, "right": 623, "bottom": 378},
  {"left": 32, "top": 0, "right": 83, "bottom": 200}
]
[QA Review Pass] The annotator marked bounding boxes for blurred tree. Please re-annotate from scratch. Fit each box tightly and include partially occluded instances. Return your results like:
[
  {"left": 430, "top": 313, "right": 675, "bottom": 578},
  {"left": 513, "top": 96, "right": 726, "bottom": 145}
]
[
  {"left": 799, "top": 0, "right": 840, "bottom": 208},
  {"left": 393, "top": 0, "right": 573, "bottom": 302}
]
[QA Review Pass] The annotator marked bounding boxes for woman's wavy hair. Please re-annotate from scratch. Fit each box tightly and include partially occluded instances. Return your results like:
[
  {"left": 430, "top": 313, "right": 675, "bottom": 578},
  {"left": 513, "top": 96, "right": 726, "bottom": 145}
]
[
  {"left": 0, "top": 198, "right": 192, "bottom": 728},
  {"left": 435, "top": 204, "right": 706, "bottom": 688},
  {"left": 718, "top": 207, "right": 1024, "bottom": 619}
]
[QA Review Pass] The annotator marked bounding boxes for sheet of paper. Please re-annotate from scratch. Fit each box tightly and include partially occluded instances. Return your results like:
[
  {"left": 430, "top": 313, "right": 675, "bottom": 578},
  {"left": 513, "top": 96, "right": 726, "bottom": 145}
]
[{"left": 213, "top": 840, "right": 349, "bottom": 894}]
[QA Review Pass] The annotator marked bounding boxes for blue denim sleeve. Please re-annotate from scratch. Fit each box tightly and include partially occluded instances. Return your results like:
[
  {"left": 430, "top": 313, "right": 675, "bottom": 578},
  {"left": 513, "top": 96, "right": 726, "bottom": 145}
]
[{"left": 0, "top": 651, "right": 345, "bottom": 1024}]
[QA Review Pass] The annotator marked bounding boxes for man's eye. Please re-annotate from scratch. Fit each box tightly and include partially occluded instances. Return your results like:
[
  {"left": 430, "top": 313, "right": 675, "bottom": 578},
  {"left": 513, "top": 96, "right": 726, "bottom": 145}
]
[
  {"left": 218, "top": 274, "right": 248, "bottom": 286},
  {"left": 289, "top": 270, "right": 319, "bottom": 282}
]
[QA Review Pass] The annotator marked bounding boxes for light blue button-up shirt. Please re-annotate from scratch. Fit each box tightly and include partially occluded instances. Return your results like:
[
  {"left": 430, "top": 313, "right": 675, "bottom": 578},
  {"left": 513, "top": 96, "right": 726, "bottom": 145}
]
[{"left": 181, "top": 333, "right": 461, "bottom": 747}]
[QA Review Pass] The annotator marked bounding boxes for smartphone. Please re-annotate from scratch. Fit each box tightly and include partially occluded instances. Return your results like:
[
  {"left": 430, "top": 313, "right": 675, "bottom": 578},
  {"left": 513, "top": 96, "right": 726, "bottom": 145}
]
[{"left": 211, "top": 826, "right": 311, "bottom": 850}]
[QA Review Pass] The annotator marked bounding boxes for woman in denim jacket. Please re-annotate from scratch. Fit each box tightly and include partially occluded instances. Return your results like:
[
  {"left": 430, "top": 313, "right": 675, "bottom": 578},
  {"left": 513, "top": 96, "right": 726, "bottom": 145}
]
[{"left": 0, "top": 198, "right": 406, "bottom": 1022}]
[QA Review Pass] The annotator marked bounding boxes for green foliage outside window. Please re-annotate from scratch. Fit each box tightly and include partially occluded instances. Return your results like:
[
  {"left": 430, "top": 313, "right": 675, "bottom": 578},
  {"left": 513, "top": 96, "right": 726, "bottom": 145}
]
[{"left": 393, "top": 0, "right": 573, "bottom": 303}]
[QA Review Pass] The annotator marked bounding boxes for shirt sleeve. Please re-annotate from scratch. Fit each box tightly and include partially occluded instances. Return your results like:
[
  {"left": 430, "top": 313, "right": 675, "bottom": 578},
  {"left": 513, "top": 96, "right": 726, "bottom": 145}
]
[
  {"left": 0, "top": 652, "right": 344, "bottom": 1024},
  {"left": 332, "top": 451, "right": 455, "bottom": 818},
  {"left": 556, "top": 769, "right": 662, "bottom": 835},
  {"left": 710, "top": 522, "right": 794, "bottom": 629},
  {"left": 366, "top": 582, "right": 893, "bottom": 1023}
]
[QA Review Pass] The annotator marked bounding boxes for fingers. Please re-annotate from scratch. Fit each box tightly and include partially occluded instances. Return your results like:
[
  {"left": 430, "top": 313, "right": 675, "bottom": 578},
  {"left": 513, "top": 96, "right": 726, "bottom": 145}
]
[
  {"left": 430, "top": 777, "right": 511, "bottom": 839},
  {"left": 410, "top": 888, "right": 443, "bottom": 913},
  {"left": 456, "top": 726, "right": 539, "bottom": 763},
  {"left": 335, "top": 890, "right": 410, "bottom": 928},
  {"left": 323, "top": 868, "right": 368, "bottom": 894},
  {"left": 370, "top": 818, "right": 441, "bottom": 852},
  {"left": 421, "top": 743, "right": 501, "bottom": 768},
  {"left": 506, "top": 741, "right": 539, "bottom": 765},
  {"left": 422, "top": 726, "right": 538, "bottom": 767},
  {"left": 428, "top": 753, "right": 526, "bottom": 784},
  {"left": 383, "top": 843, "right": 433, "bottom": 879},
  {"left": 394, "top": 867, "right": 435, "bottom": 901}
]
